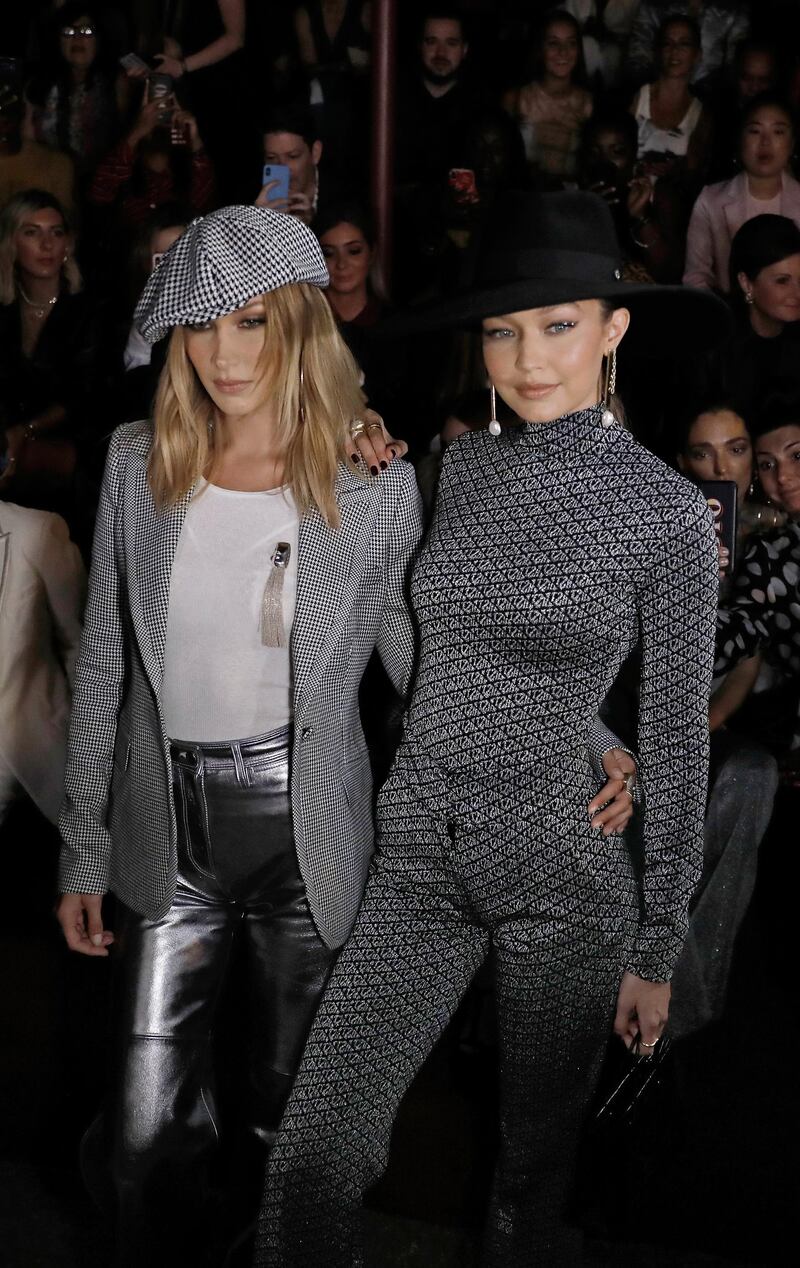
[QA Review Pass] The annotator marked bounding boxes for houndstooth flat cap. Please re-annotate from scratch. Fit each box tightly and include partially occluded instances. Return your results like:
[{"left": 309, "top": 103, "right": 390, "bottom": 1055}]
[{"left": 134, "top": 204, "right": 330, "bottom": 343}]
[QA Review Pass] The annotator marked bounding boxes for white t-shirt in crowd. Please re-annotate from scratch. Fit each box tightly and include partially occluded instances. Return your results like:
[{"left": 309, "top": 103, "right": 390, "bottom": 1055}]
[{"left": 161, "top": 481, "right": 299, "bottom": 742}]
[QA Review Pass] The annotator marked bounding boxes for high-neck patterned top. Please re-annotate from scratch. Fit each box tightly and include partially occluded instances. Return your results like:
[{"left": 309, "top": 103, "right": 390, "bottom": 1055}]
[{"left": 395, "top": 405, "right": 718, "bottom": 981}]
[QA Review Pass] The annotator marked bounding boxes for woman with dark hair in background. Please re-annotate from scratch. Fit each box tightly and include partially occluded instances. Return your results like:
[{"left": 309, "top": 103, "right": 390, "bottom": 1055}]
[
  {"left": 579, "top": 110, "right": 686, "bottom": 282},
  {"left": 88, "top": 89, "right": 214, "bottom": 235},
  {"left": 711, "top": 213, "right": 800, "bottom": 414},
  {"left": 30, "top": 3, "right": 124, "bottom": 176},
  {"left": 630, "top": 14, "right": 713, "bottom": 185},
  {"left": 684, "top": 94, "right": 800, "bottom": 291},
  {"left": 503, "top": 9, "right": 592, "bottom": 185},
  {"left": 315, "top": 201, "right": 408, "bottom": 436},
  {"left": 0, "top": 189, "right": 103, "bottom": 518}
]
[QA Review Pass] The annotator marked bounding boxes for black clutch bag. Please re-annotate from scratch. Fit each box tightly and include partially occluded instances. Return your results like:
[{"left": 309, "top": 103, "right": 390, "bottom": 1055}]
[{"left": 590, "top": 1035, "right": 673, "bottom": 1133}]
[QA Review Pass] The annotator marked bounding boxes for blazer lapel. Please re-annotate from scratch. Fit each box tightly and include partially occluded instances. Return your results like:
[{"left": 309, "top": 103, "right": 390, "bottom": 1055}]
[
  {"left": 124, "top": 454, "right": 195, "bottom": 697},
  {"left": 292, "top": 467, "right": 375, "bottom": 719}
]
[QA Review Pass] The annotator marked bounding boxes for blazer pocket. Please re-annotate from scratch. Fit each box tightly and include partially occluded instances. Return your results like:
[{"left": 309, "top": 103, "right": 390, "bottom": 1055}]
[{"left": 341, "top": 754, "right": 372, "bottom": 811}]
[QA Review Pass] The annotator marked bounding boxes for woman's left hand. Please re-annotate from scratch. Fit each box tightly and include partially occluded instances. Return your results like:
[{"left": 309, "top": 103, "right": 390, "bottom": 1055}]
[
  {"left": 153, "top": 53, "right": 185, "bottom": 78},
  {"left": 614, "top": 970, "right": 670, "bottom": 1052},
  {"left": 587, "top": 746, "right": 637, "bottom": 836},
  {"left": 350, "top": 410, "right": 408, "bottom": 474}
]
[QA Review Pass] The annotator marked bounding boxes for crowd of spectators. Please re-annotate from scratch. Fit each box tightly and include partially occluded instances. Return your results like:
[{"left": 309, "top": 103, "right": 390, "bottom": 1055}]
[{"left": 1, "top": 0, "right": 800, "bottom": 1050}]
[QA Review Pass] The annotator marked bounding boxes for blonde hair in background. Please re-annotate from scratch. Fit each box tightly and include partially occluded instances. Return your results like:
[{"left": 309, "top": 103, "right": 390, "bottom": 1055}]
[
  {"left": 0, "top": 189, "right": 82, "bottom": 305},
  {"left": 148, "top": 283, "right": 366, "bottom": 527}
]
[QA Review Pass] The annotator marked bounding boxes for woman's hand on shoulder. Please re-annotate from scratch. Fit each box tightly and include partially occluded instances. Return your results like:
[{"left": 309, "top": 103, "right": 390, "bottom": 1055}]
[
  {"left": 349, "top": 409, "right": 408, "bottom": 475},
  {"left": 614, "top": 970, "right": 670, "bottom": 1053},
  {"left": 56, "top": 893, "right": 114, "bottom": 957},
  {"left": 587, "top": 747, "right": 637, "bottom": 836}
]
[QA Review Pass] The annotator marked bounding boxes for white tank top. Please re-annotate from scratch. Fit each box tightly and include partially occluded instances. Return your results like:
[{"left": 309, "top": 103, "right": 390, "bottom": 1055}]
[{"left": 161, "top": 481, "right": 299, "bottom": 742}]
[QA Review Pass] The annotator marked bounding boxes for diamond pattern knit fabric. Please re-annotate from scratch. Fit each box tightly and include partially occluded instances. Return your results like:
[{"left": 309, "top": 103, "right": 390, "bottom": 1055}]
[{"left": 255, "top": 406, "right": 719, "bottom": 1266}]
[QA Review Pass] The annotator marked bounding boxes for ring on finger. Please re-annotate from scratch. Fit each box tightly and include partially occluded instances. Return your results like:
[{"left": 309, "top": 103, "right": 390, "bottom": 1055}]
[
  {"left": 350, "top": 419, "right": 367, "bottom": 438},
  {"left": 366, "top": 420, "right": 383, "bottom": 433}
]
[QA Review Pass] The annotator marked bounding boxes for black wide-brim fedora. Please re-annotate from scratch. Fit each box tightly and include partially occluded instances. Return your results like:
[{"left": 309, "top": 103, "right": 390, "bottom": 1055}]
[{"left": 393, "top": 190, "right": 731, "bottom": 353}]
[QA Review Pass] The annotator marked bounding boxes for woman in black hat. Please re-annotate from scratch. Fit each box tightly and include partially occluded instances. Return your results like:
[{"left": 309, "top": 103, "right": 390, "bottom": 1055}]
[
  {"left": 53, "top": 204, "right": 424, "bottom": 1266},
  {"left": 255, "top": 189, "right": 726, "bottom": 1267}
]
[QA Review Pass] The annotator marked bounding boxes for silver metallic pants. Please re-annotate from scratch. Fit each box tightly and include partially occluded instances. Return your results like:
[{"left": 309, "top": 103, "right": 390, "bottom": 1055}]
[{"left": 105, "top": 727, "right": 337, "bottom": 1266}]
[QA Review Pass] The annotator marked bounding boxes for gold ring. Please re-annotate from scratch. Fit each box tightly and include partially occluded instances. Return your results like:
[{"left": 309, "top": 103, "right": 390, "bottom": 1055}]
[
  {"left": 350, "top": 419, "right": 367, "bottom": 438},
  {"left": 366, "top": 421, "right": 383, "bottom": 433}
]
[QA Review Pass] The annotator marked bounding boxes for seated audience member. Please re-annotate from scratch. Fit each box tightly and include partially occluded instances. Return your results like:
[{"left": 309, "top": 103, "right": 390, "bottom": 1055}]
[
  {"left": 710, "top": 213, "right": 800, "bottom": 413},
  {"left": 0, "top": 190, "right": 102, "bottom": 510},
  {"left": 132, "top": 0, "right": 248, "bottom": 201},
  {"left": 666, "top": 401, "right": 780, "bottom": 1036},
  {"left": 630, "top": 15, "right": 713, "bottom": 184},
  {"left": 395, "top": 8, "right": 480, "bottom": 192},
  {"left": 627, "top": 0, "right": 750, "bottom": 89},
  {"left": 118, "top": 205, "right": 189, "bottom": 422},
  {"left": 503, "top": 9, "right": 592, "bottom": 186},
  {"left": 716, "top": 390, "right": 800, "bottom": 769},
  {"left": 579, "top": 110, "right": 686, "bottom": 282},
  {"left": 707, "top": 38, "right": 781, "bottom": 181},
  {"left": 256, "top": 105, "right": 330, "bottom": 225},
  {"left": 29, "top": 3, "right": 123, "bottom": 176},
  {"left": 0, "top": 84, "right": 76, "bottom": 217},
  {"left": 315, "top": 201, "right": 407, "bottom": 435},
  {"left": 88, "top": 91, "right": 214, "bottom": 233},
  {"left": 561, "top": 0, "right": 640, "bottom": 90},
  {"left": 684, "top": 95, "right": 800, "bottom": 291},
  {"left": 0, "top": 498, "right": 85, "bottom": 827}
]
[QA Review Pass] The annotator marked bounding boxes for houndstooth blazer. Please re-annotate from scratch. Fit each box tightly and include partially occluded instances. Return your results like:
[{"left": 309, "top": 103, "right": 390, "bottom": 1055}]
[{"left": 58, "top": 421, "right": 424, "bottom": 948}]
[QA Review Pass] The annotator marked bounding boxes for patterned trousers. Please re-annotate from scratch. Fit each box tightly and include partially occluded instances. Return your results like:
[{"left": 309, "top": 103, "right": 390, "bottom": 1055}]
[{"left": 255, "top": 752, "right": 639, "bottom": 1266}]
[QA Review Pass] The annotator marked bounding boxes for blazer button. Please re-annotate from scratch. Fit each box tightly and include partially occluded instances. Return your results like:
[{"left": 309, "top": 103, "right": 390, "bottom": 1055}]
[{"left": 301, "top": 726, "right": 314, "bottom": 740}]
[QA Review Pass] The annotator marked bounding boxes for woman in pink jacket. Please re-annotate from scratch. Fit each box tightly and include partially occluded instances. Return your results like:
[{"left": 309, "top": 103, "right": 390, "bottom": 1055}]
[{"left": 684, "top": 94, "right": 800, "bottom": 292}]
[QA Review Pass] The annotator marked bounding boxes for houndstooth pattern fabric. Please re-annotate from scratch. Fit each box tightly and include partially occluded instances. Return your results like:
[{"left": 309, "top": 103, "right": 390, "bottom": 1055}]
[
  {"left": 256, "top": 405, "right": 719, "bottom": 1266},
  {"left": 58, "top": 420, "right": 423, "bottom": 948},
  {"left": 134, "top": 205, "right": 329, "bottom": 343}
]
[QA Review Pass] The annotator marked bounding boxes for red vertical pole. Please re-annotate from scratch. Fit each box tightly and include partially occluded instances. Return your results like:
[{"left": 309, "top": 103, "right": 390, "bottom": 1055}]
[{"left": 370, "top": 0, "right": 397, "bottom": 300}]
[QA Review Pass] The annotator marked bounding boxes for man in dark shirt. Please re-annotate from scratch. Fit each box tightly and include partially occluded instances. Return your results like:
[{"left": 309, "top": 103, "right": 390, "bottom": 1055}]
[{"left": 396, "top": 8, "right": 480, "bottom": 189}]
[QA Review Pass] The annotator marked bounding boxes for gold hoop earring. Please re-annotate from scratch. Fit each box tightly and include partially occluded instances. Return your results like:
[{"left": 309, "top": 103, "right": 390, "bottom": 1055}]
[
  {"left": 489, "top": 383, "right": 501, "bottom": 436},
  {"left": 602, "top": 347, "right": 617, "bottom": 427}
]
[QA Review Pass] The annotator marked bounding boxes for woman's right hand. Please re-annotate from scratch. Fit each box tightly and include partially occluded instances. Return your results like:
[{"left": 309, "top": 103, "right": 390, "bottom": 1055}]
[{"left": 57, "top": 893, "right": 114, "bottom": 956}]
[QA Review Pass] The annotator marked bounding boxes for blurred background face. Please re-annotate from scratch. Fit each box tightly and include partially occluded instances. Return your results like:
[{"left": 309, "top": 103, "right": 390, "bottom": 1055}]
[
  {"left": 319, "top": 222, "right": 371, "bottom": 298},
  {"left": 263, "top": 130, "right": 320, "bottom": 193},
  {"left": 737, "top": 50, "right": 776, "bottom": 101},
  {"left": 420, "top": 19, "right": 467, "bottom": 83},
  {"left": 60, "top": 14, "right": 97, "bottom": 71},
  {"left": 585, "top": 125, "right": 635, "bottom": 178},
  {"left": 542, "top": 21, "right": 578, "bottom": 81},
  {"left": 658, "top": 21, "right": 699, "bottom": 79},
  {"left": 741, "top": 253, "right": 800, "bottom": 325},
  {"left": 679, "top": 409, "right": 753, "bottom": 505},
  {"left": 755, "top": 423, "right": 800, "bottom": 513},
  {"left": 740, "top": 105, "right": 793, "bottom": 178},
  {"left": 14, "top": 207, "right": 68, "bottom": 282}
]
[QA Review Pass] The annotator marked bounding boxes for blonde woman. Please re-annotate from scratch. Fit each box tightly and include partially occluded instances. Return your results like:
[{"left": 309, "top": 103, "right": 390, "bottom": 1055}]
[
  {"left": 54, "top": 205, "right": 421, "bottom": 1266},
  {"left": 0, "top": 189, "right": 91, "bottom": 499}
]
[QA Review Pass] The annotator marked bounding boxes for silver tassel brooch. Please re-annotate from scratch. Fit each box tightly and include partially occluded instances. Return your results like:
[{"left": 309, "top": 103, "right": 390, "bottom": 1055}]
[{"left": 261, "top": 542, "right": 291, "bottom": 647}]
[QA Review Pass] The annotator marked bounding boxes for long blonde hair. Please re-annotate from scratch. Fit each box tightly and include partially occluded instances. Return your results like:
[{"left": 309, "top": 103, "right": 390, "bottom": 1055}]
[
  {"left": 148, "top": 283, "right": 366, "bottom": 526},
  {"left": 0, "top": 189, "right": 82, "bottom": 305}
]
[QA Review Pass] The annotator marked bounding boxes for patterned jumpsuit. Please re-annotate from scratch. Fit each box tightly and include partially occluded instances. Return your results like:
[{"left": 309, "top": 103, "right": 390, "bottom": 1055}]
[{"left": 255, "top": 406, "right": 719, "bottom": 1266}]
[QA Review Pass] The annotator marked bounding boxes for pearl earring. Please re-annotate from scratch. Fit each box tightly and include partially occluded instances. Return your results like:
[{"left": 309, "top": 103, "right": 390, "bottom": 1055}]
[
  {"left": 602, "top": 347, "right": 617, "bottom": 427},
  {"left": 489, "top": 383, "right": 501, "bottom": 436}
]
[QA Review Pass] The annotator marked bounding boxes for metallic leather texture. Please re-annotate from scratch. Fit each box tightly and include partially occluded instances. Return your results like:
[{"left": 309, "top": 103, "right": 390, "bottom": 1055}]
[{"left": 105, "top": 727, "right": 337, "bottom": 1266}]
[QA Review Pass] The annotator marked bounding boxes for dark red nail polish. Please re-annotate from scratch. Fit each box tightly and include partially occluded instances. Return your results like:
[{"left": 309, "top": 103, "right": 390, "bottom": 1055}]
[
  {"left": 370, "top": 464, "right": 378, "bottom": 475},
  {"left": 351, "top": 453, "right": 359, "bottom": 463},
  {"left": 379, "top": 460, "right": 387, "bottom": 470}
]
